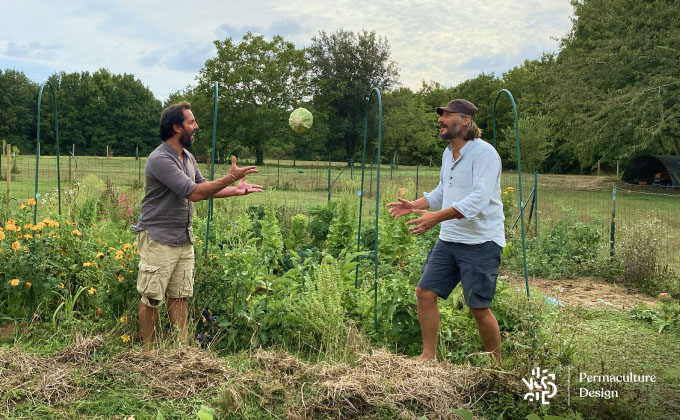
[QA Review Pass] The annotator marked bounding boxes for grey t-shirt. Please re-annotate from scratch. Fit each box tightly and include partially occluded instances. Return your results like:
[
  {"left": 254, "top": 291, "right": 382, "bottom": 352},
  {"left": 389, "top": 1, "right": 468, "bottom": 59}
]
[{"left": 132, "top": 142, "right": 206, "bottom": 246}]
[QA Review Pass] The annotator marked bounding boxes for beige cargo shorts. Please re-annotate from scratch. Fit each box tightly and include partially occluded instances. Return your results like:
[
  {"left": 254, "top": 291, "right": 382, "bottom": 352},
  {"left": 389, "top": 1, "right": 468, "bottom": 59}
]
[{"left": 136, "top": 230, "right": 195, "bottom": 308}]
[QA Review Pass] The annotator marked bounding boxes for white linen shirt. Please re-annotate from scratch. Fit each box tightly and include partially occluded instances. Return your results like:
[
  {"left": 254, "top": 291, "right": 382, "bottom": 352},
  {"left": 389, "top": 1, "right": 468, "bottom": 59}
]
[{"left": 423, "top": 138, "right": 506, "bottom": 247}]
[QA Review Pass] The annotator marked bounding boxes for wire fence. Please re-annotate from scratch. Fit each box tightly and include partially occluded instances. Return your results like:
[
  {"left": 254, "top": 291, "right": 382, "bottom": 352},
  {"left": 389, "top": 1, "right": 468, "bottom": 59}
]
[{"left": 3, "top": 150, "right": 679, "bottom": 273}]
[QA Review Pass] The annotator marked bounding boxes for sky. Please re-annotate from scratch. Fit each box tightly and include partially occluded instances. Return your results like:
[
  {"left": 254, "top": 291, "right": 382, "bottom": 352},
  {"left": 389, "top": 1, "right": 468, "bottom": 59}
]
[{"left": 0, "top": 0, "right": 574, "bottom": 101}]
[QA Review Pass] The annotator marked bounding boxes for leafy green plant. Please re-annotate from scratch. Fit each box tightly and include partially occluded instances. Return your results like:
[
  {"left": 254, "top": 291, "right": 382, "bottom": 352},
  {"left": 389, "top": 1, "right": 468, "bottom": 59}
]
[
  {"left": 285, "top": 213, "right": 308, "bottom": 250},
  {"left": 326, "top": 195, "right": 356, "bottom": 257},
  {"left": 308, "top": 200, "right": 337, "bottom": 247}
]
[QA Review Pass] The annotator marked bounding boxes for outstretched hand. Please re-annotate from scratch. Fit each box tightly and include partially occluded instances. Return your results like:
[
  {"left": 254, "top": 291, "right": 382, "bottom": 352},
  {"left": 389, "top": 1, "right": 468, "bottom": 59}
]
[
  {"left": 229, "top": 156, "right": 259, "bottom": 181},
  {"left": 386, "top": 197, "right": 414, "bottom": 220},
  {"left": 405, "top": 209, "right": 440, "bottom": 236},
  {"left": 235, "top": 176, "right": 263, "bottom": 195}
]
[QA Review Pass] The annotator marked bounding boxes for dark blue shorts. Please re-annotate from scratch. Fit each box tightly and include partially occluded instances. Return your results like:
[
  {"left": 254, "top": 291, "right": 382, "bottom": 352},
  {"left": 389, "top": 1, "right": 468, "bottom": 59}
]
[{"left": 418, "top": 240, "right": 501, "bottom": 308}]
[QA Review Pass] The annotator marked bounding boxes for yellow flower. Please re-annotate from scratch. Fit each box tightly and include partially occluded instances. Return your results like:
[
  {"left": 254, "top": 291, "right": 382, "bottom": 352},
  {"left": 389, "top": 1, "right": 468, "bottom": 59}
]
[
  {"left": 27, "top": 198, "right": 36, "bottom": 206},
  {"left": 119, "top": 316, "right": 128, "bottom": 324},
  {"left": 115, "top": 250, "right": 124, "bottom": 257},
  {"left": 23, "top": 246, "right": 28, "bottom": 251},
  {"left": 117, "top": 274, "right": 124, "bottom": 283},
  {"left": 72, "top": 229, "right": 82, "bottom": 236},
  {"left": 25, "top": 282, "right": 32, "bottom": 289},
  {"left": 35, "top": 234, "right": 41, "bottom": 238},
  {"left": 121, "top": 334, "right": 131, "bottom": 343},
  {"left": 122, "top": 243, "right": 131, "bottom": 251},
  {"left": 20, "top": 204, "right": 26, "bottom": 210},
  {"left": 11, "top": 241, "right": 20, "bottom": 251},
  {"left": 83, "top": 262, "right": 92, "bottom": 267},
  {"left": 96, "top": 252, "right": 104, "bottom": 259},
  {"left": 24, "top": 223, "right": 33, "bottom": 229},
  {"left": 115, "top": 255, "right": 123, "bottom": 261},
  {"left": 24, "top": 234, "right": 32, "bottom": 240},
  {"left": 34, "top": 222, "right": 45, "bottom": 230},
  {"left": 0, "top": 231, "right": 4, "bottom": 240},
  {"left": 88, "top": 287, "right": 96, "bottom": 295},
  {"left": 59, "top": 282, "right": 65, "bottom": 289},
  {"left": 4, "top": 220, "right": 16, "bottom": 231},
  {"left": 10, "top": 278, "right": 19, "bottom": 287}
]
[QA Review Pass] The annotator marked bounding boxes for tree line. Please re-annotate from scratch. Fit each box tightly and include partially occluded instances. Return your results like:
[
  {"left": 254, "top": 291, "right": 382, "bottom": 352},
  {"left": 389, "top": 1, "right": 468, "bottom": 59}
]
[{"left": 1, "top": 0, "right": 678, "bottom": 172}]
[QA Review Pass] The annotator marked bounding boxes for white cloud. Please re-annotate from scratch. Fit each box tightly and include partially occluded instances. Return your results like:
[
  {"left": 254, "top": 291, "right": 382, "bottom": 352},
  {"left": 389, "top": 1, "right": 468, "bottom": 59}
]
[{"left": 0, "top": 0, "right": 574, "bottom": 100}]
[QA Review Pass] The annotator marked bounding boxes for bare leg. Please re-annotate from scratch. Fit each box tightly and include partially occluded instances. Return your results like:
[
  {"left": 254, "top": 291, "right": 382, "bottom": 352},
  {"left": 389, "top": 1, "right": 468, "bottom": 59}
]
[
  {"left": 167, "top": 297, "right": 187, "bottom": 343},
  {"left": 416, "top": 287, "right": 440, "bottom": 360},
  {"left": 469, "top": 307, "right": 501, "bottom": 365},
  {"left": 139, "top": 299, "right": 159, "bottom": 350}
]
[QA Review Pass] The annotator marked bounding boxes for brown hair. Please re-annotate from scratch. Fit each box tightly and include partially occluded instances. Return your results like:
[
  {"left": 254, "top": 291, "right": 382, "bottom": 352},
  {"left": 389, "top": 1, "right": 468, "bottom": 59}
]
[
  {"left": 461, "top": 114, "right": 482, "bottom": 140},
  {"left": 159, "top": 101, "right": 191, "bottom": 141}
]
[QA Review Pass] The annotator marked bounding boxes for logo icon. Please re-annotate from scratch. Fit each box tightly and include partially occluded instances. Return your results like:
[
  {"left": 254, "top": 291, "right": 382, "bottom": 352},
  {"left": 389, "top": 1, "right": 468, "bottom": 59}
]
[{"left": 522, "top": 366, "right": 557, "bottom": 404}]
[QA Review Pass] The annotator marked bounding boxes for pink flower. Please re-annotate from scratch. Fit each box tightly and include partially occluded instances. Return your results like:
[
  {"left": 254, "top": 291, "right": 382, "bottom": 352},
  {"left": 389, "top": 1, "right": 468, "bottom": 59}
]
[{"left": 659, "top": 293, "right": 669, "bottom": 298}]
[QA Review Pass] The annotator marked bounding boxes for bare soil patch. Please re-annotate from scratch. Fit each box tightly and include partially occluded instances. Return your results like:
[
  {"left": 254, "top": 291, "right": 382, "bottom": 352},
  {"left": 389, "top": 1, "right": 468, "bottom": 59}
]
[{"left": 506, "top": 275, "right": 657, "bottom": 310}]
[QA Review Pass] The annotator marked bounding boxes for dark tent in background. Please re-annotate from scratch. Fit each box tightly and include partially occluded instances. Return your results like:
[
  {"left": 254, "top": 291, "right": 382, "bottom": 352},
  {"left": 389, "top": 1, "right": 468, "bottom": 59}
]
[{"left": 622, "top": 155, "right": 680, "bottom": 187}]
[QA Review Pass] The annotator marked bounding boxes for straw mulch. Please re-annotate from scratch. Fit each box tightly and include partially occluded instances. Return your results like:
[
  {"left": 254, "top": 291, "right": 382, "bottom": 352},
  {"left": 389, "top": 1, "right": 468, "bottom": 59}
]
[
  {"left": 1, "top": 338, "right": 520, "bottom": 419},
  {"left": 107, "top": 346, "right": 234, "bottom": 398},
  {"left": 0, "top": 335, "right": 234, "bottom": 411},
  {"left": 254, "top": 348, "right": 521, "bottom": 420},
  {"left": 0, "top": 335, "right": 106, "bottom": 409}
]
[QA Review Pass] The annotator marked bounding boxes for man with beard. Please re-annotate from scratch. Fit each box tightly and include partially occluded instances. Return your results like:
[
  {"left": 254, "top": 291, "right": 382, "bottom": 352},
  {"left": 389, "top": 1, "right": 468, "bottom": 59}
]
[
  {"left": 132, "top": 101, "right": 263, "bottom": 348},
  {"left": 387, "top": 99, "right": 505, "bottom": 364}
]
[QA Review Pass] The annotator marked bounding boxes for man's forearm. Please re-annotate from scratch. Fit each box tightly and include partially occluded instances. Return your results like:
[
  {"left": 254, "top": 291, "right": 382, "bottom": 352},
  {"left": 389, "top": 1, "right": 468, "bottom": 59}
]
[
  {"left": 187, "top": 174, "right": 236, "bottom": 202},
  {"left": 434, "top": 206, "right": 464, "bottom": 222},
  {"left": 412, "top": 197, "right": 431, "bottom": 210},
  {"left": 211, "top": 186, "right": 239, "bottom": 198}
]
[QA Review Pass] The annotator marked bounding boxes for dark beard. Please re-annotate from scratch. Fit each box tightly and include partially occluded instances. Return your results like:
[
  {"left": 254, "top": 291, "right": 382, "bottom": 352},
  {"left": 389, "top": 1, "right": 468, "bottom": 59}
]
[
  {"left": 439, "top": 123, "right": 460, "bottom": 140},
  {"left": 179, "top": 130, "right": 195, "bottom": 148}
]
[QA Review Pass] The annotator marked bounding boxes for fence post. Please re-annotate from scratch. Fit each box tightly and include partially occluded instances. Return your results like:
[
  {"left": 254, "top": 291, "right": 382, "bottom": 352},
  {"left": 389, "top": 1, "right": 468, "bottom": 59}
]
[
  {"left": 327, "top": 163, "right": 331, "bottom": 201},
  {"left": 369, "top": 164, "right": 373, "bottom": 197},
  {"left": 390, "top": 155, "right": 393, "bottom": 181},
  {"left": 277, "top": 159, "right": 280, "bottom": 189},
  {"left": 610, "top": 185, "right": 617, "bottom": 257},
  {"left": 415, "top": 164, "right": 419, "bottom": 201},
  {"left": 6, "top": 144, "right": 10, "bottom": 207},
  {"left": 136, "top": 146, "right": 140, "bottom": 186},
  {"left": 533, "top": 172, "right": 538, "bottom": 235}
]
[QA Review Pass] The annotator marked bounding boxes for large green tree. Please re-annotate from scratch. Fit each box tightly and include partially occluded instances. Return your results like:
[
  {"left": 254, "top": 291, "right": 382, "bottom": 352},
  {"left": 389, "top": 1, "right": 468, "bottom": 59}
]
[
  {"left": 548, "top": 0, "right": 680, "bottom": 170},
  {"left": 0, "top": 70, "right": 38, "bottom": 153},
  {"left": 382, "top": 87, "right": 439, "bottom": 165},
  {"left": 307, "top": 29, "right": 399, "bottom": 162},
  {"left": 196, "top": 33, "right": 310, "bottom": 164}
]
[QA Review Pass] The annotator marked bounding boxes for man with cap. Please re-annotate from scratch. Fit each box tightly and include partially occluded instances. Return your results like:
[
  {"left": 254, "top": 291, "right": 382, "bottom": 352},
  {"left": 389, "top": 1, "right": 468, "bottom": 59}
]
[{"left": 387, "top": 99, "right": 505, "bottom": 363}]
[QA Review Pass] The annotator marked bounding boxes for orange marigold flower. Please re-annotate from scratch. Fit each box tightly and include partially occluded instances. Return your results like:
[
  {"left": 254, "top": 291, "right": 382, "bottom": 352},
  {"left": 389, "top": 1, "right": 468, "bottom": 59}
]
[
  {"left": 11, "top": 241, "right": 20, "bottom": 251},
  {"left": 25, "top": 281, "right": 32, "bottom": 289},
  {"left": 24, "top": 234, "right": 32, "bottom": 240},
  {"left": 72, "top": 229, "right": 82, "bottom": 236},
  {"left": 10, "top": 278, "right": 19, "bottom": 287},
  {"left": 0, "top": 231, "right": 5, "bottom": 240},
  {"left": 117, "top": 274, "right": 124, "bottom": 283},
  {"left": 83, "top": 262, "right": 92, "bottom": 267},
  {"left": 27, "top": 198, "right": 36, "bottom": 206},
  {"left": 20, "top": 204, "right": 26, "bottom": 210},
  {"left": 96, "top": 252, "right": 104, "bottom": 259}
]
